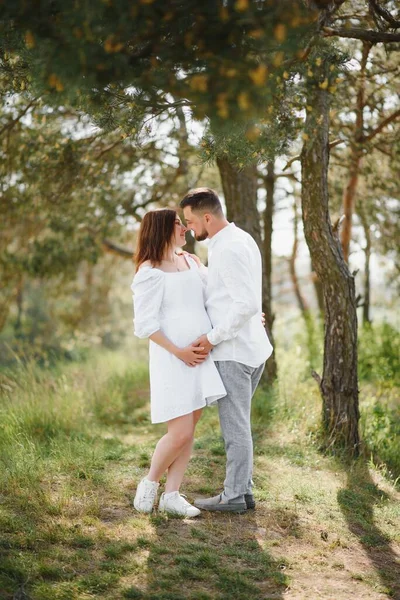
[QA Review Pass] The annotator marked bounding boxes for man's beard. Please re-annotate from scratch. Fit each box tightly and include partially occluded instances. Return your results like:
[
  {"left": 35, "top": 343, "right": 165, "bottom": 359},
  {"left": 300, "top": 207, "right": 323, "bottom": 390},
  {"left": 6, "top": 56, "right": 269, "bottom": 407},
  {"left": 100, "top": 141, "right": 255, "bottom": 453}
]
[{"left": 195, "top": 229, "right": 208, "bottom": 242}]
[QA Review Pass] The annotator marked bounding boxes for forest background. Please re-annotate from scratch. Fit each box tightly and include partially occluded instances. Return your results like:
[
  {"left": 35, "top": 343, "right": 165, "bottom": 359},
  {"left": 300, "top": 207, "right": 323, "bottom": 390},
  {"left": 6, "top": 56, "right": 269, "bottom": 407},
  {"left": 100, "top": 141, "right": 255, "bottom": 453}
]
[{"left": 0, "top": 2, "right": 399, "bottom": 599}]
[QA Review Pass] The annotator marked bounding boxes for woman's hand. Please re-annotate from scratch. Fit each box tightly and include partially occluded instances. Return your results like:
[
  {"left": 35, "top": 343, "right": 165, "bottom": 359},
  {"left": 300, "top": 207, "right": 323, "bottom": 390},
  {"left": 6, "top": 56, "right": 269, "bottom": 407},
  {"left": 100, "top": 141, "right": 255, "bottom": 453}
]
[
  {"left": 175, "top": 345, "right": 209, "bottom": 367},
  {"left": 182, "top": 251, "right": 202, "bottom": 268}
]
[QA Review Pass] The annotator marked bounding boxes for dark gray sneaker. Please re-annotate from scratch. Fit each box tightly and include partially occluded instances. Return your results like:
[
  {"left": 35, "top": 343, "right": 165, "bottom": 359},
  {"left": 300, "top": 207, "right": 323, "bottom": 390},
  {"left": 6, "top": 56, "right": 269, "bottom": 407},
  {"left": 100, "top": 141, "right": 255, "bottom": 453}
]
[
  {"left": 245, "top": 493, "right": 256, "bottom": 510},
  {"left": 193, "top": 493, "right": 247, "bottom": 513}
]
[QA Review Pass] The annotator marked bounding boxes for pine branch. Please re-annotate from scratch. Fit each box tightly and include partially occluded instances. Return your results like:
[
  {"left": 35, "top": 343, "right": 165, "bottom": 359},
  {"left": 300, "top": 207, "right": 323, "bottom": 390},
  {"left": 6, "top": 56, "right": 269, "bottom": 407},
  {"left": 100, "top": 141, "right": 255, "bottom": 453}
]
[
  {"left": 0, "top": 96, "right": 40, "bottom": 137},
  {"left": 95, "top": 137, "right": 126, "bottom": 160},
  {"left": 311, "top": 370, "right": 322, "bottom": 386},
  {"left": 283, "top": 138, "right": 344, "bottom": 170},
  {"left": 283, "top": 33, "right": 318, "bottom": 68},
  {"left": 362, "top": 108, "right": 400, "bottom": 142},
  {"left": 121, "top": 168, "right": 182, "bottom": 221},
  {"left": 365, "top": 69, "right": 400, "bottom": 107},
  {"left": 275, "top": 172, "right": 300, "bottom": 182},
  {"left": 368, "top": 0, "right": 400, "bottom": 29},
  {"left": 102, "top": 238, "right": 134, "bottom": 258},
  {"left": 120, "top": 197, "right": 155, "bottom": 221},
  {"left": 374, "top": 143, "right": 394, "bottom": 158},
  {"left": 332, "top": 13, "right": 369, "bottom": 22},
  {"left": 84, "top": 226, "right": 132, "bottom": 258},
  {"left": 322, "top": 26, "right": 400, "bottom": 43},
  {"left": 140, "top": 99, "right": 194, "bottom": 110}
]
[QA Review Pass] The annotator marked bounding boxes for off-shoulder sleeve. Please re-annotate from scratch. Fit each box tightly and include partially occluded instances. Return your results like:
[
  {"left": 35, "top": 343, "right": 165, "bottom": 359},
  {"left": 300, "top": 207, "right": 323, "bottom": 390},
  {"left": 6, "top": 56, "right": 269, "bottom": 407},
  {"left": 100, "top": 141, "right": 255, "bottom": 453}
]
[
  {"left": 131, "top": 267, "right": 165, "bottom": 339},
  {"left": 186, "top": 256, "right": 208, "bottom": 288}
]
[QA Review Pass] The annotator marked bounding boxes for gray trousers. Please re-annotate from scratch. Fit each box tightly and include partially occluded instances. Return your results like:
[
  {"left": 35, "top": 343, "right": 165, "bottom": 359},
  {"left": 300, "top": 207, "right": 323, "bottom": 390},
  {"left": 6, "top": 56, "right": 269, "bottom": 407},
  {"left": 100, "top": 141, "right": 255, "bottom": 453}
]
[{"left": 215, "top": 360, "right": 265, "bottom": 502}]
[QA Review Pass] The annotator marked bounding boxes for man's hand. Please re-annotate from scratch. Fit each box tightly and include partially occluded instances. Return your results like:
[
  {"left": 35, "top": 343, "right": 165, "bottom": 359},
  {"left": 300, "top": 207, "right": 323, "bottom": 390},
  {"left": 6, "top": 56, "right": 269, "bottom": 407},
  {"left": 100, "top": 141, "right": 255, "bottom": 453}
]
[
  {"left": 261, "top": 312, "right": 266, "bottom": 327},
  {"left": 192, "top": 334, "right": 214, "bottom": 355},
  {"left": 182, "top": 251, "right": 202, "bottom": 268}
]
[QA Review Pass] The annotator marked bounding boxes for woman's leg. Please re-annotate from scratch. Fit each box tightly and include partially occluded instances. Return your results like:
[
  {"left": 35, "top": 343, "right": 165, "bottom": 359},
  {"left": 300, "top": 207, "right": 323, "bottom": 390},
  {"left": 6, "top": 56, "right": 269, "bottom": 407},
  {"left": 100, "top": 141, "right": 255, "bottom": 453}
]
[
  {"left": 146, "top": 412, "right": 197, "bottom": 483},
  {"left": 164, "top": 408, "right": 203, "bottom": 493}
]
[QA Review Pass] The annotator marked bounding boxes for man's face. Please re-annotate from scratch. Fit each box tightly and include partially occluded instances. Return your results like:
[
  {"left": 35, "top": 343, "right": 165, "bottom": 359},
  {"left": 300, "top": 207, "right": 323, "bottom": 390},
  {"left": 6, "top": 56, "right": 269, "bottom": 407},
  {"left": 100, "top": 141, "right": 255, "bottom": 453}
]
[{"left": 183, "top": 206, "right": 209, "bottom": 242}]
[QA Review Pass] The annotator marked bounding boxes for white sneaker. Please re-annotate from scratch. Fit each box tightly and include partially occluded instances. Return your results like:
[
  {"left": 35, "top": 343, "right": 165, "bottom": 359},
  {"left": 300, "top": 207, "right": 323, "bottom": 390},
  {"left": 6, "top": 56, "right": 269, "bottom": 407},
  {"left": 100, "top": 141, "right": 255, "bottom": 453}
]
[
  {"left": 133, "top": 478, "right": 159, "bottom": 513},
  {"left": 159, "top": 491, "right": 201, "bottom": 518}
]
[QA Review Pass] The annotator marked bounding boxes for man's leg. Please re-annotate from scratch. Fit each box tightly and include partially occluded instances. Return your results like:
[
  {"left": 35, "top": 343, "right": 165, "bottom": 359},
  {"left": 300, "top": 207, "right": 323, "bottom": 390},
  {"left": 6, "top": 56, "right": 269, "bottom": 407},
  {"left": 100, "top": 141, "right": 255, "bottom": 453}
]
[
  {"left": 194, "top": 361, "right": 265, "bottom": 512},
  {"left": 251, "top": 362, "right": 266, "bottom": 396},
  {"left": 216, "top": 361, "right": 255, "bottom": 502},
  {"left": 245, "top": 362, "right": 266, "bottom": 495}
]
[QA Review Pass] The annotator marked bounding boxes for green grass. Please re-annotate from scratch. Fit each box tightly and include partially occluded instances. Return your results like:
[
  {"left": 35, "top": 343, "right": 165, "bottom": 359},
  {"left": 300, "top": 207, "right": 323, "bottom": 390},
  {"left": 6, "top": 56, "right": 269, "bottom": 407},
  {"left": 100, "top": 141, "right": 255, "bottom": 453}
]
[{"left": 0, "top": 331, "right": 399, "bottom": 600}]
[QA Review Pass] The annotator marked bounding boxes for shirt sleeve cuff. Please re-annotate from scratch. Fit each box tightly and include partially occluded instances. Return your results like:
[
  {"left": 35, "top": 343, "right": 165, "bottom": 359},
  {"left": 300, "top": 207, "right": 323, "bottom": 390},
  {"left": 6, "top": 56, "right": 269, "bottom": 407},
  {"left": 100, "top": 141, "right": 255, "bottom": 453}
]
[{"left": 206, "top": 330, "right": 219, "bottom": 346}]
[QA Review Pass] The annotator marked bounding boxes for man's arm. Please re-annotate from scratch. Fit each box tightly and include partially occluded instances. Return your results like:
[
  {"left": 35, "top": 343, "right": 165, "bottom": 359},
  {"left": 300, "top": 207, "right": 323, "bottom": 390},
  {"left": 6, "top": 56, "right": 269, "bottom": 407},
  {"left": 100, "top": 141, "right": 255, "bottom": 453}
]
[
  {"left": 149, "top": 330, "right": 208, "bottom": 367},
  {"left": 206, "top": 248, "right": 258, "bottom": 346}
]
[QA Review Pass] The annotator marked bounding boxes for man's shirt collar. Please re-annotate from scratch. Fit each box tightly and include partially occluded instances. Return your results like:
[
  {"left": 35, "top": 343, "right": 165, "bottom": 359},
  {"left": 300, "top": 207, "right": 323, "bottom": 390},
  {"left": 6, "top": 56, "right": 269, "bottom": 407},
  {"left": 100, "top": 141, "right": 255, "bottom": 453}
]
[{"left": 207, "top": 222, "right": 236, "bottom": 250}]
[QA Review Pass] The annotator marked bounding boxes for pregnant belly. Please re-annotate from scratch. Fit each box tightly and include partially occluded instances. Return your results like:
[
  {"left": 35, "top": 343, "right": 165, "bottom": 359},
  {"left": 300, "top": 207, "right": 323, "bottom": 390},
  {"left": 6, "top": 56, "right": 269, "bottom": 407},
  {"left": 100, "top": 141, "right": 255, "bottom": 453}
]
[{"left": 160, "top": 312, "right": 212, "bottom": 347}]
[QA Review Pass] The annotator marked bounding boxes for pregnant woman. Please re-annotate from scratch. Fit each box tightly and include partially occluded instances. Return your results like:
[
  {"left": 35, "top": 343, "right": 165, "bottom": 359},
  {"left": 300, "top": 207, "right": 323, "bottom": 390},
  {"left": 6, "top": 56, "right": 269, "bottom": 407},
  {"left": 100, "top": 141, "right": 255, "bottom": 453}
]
[{"left": 131, "top": 208, "right": 226, "bottom": 517}]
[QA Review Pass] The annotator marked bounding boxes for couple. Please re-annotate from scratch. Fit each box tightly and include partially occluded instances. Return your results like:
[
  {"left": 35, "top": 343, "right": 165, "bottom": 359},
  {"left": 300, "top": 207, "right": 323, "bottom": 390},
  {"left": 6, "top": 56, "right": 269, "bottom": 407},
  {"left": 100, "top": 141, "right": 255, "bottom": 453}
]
[{"left": 131, "top": 188, "right": 273, "bottom": 517}]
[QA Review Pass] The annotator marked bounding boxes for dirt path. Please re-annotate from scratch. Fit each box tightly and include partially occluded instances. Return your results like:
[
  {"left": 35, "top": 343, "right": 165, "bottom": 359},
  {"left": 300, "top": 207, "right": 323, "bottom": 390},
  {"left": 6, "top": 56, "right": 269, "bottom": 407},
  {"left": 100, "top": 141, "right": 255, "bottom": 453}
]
[{"left": 102, "top": 417, "right": 400, "bottom": 600}]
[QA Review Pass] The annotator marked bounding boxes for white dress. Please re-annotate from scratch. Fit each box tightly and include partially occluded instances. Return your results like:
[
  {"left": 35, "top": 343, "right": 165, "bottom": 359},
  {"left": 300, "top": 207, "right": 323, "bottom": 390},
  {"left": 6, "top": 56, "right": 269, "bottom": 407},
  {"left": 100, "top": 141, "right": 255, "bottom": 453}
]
[{"left": 131, "top": 257, "right": 227, "bottom": 424}]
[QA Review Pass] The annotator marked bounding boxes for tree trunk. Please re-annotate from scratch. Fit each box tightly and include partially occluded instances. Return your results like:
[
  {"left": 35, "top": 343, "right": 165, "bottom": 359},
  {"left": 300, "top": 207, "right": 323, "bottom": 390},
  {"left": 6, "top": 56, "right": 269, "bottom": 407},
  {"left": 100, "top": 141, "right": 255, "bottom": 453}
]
[
  {"left": 176, "top": 104, "right": 197, "bottom": 257},
  {"left": 290, "top": 196, "right": 322, "bottom": 369},
  {"left": 14, "top": 278, "right": 24, "bottom": 337},
  {"left": 262, "top": 161, "right": 277, "bottom": 382},
  {"left": 311, "top": 258, "right": 325, "bottom": 316},
  {"left": 216, "top": 158, "right": 262, "bottom": 249},
  {"left": 341, "top": 153, "right": 361, "bottom": 263},
  {"left": 340, "top": 42, "right": 371, "bottom": 263},
  {"left": 290, "top": 195, "right": 309, "bottom": 315},
  {"left": 80, "top": 263, "right": 93, "bottom": 322},
  {"left": 358, "top": 205, "right": 372, "bottom": 325},
  {"left": 183, "top": 232, "right": 196, "bottom": 255},
  {"left": 301, "top": 60, "right": 360, "bottom": 455},
  {"left": 0, "top": 276, "right": 21, "bottom": 335}
]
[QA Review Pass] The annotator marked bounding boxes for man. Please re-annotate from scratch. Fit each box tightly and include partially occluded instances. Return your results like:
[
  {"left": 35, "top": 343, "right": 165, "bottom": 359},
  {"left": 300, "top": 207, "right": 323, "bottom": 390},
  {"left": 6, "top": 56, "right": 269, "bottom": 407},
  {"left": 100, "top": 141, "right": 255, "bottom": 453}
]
[{"left": 180, "top": 188, "right": 273, "bottom": 513}]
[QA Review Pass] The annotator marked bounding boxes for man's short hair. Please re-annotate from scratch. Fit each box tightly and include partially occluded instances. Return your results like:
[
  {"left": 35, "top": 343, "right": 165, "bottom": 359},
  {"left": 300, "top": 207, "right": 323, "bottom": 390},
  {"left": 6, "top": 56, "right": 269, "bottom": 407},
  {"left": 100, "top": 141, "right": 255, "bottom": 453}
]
[{"left": 180, "top": 187, "right": 223, "bottom": 216}]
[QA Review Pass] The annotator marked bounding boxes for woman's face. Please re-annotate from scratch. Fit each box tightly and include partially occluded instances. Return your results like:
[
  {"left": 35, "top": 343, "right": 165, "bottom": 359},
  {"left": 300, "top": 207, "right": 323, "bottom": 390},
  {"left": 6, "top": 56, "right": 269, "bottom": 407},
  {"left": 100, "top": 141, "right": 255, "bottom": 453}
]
[{"left": 172, "top": 216, "right": 188, "bottom": 247}]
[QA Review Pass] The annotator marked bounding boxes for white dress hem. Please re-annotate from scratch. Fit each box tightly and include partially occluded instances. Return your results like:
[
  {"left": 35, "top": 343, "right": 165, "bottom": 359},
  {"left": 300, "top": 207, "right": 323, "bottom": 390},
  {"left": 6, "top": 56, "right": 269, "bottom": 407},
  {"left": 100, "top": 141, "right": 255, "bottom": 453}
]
[{"left": 151, "top": 391, "right": 224, "bottom": 424}]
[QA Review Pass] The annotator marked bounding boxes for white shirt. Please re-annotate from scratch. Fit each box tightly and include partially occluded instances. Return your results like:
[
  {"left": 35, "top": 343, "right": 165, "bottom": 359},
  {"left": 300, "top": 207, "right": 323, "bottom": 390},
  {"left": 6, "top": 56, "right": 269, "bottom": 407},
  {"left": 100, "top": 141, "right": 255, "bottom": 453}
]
[{"left": 204, "top": 223, "right": 273, "bottom": 368}]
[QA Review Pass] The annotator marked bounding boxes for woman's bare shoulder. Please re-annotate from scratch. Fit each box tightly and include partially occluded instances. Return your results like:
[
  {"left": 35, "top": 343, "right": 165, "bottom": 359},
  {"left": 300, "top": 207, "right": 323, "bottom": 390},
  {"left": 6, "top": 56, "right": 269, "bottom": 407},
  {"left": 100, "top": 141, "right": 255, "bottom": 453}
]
[{"left": 139, "top": 260, "right": 153, "bottom": 269}]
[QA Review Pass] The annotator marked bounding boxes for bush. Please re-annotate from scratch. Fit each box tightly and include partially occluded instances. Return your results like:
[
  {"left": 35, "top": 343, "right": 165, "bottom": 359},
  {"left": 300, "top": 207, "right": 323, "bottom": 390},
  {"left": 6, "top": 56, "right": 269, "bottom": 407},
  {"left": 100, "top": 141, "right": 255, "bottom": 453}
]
[
  {"left": 358, "top": 322, "right": 400, "bottom": 386},
  {"left": 361, "top": 392, "right": 400, "bottom": 484}
]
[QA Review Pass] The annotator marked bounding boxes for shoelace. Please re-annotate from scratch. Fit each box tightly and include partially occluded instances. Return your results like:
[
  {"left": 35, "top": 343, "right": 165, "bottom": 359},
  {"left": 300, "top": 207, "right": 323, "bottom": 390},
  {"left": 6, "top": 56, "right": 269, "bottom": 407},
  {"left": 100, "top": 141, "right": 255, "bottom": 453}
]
[
  {"left": 142, "top": 486, "right": 157, "bottom": 502},
  {"left": 163, "top": 493, "right": 189, "bottom": 503},
  {"left": 177, "top": 494, "right": 192, "bottom": 507}
]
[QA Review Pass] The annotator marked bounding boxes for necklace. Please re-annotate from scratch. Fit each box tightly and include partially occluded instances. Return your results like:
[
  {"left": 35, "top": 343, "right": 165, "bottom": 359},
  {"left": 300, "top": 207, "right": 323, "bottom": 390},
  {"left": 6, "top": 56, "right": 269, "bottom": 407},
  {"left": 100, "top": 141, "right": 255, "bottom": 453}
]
[{"left": 161, "top": 252, "right": 182, "bottom": 272}]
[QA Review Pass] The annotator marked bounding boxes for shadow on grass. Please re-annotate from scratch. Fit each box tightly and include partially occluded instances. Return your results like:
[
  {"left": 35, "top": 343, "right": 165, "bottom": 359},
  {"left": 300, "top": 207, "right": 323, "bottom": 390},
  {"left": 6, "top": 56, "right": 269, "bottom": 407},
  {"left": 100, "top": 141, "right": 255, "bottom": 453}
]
[
  {"left": 0, "top": 481, "right": 291, "bottom": 600},
  {"left": 0, "top": 371, "right": 289, "bottom": 599},
  {"left": 0, "top": 469, "right": 140, "bottom": 600},
  {"left": 122, "top": 510, "right": 289, "bottom": 600},
  {"left": 337, "top": 458, "right": 400, "bottom": 600},
  {"left": 0, "top": 432, "right": 147, "bottom": 599},
  {"left": 121, "top": 387, "right": 290, "bottom": 600},
  {"left": 0, "top": 508, "right": 133, "bottom": 599}
]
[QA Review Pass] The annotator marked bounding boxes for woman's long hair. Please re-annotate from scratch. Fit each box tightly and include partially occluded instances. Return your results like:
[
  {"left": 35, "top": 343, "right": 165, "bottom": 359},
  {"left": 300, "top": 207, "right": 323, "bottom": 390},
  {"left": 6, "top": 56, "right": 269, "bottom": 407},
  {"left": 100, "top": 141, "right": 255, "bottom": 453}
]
[{"left": 134, "top": 208, "right": 177, "bottom": 272}]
